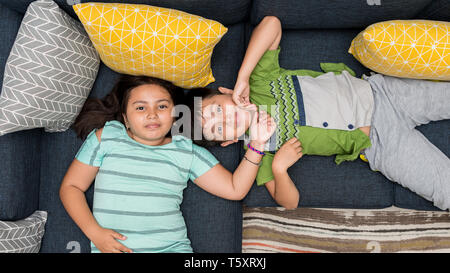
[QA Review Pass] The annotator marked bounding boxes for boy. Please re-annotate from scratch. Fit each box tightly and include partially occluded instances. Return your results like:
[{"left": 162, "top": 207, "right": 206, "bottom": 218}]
[{"left": 188, "top": 16, "right": 450, "bottom": 210}]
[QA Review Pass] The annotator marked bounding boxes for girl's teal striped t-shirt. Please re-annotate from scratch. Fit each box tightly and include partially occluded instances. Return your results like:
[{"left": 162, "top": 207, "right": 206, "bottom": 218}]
[{"left": 75, "top": 120, "right": 219, "bottom": 253}]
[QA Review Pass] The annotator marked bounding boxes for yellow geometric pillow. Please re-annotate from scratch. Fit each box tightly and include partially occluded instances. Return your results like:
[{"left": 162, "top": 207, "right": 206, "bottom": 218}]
[
  {"left": 73, "top": 3, "right": 227, "bottom": 88},
  {"left": 349, "top": 20, "right": 450, "bottom": 81}
]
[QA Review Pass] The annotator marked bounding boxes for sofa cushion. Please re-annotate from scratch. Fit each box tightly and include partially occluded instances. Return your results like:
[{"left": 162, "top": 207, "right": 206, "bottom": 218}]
[
  {"left": 181, "top": 143, "right": 243, "bottom": 253},
  {"left": 244, "top": 155, "right": 394, "bottom": 208},
  {"left": 0, "top": 0, "right": 251, "bottom": 26},
  {"left": 205, "top": 23, "right": 245, "bottom": 90},
  {"left": 0, "top": 4, "right": 41, "bottom": 221},
  {"left": 73, "top": 2, "right": 227, "bottom": 89},
  {"left": 250, "top": 0, "right": 439, "bottom": 29},
  {"left": 0, "top": 0, "right": 100, "bottom": 136},
  {"left": 415, "top": 0, "right": 450, "bottom": 21},
  {"left": 264, "top": 29, "right": 371, "bottom": 80}
]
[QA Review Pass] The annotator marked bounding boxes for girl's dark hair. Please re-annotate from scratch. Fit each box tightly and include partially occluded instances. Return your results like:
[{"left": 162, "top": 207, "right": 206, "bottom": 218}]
[
  {"left": 73, "top": 75, "right": 183, "bottom": 140},
  {"left": 184, "top": 87, "right": 222, "bottom": 147}
]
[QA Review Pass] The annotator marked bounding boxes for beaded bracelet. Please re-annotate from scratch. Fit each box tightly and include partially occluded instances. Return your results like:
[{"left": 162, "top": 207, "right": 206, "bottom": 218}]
[{"left": 247, "top": 143, "right": 265, "bottom": 155}]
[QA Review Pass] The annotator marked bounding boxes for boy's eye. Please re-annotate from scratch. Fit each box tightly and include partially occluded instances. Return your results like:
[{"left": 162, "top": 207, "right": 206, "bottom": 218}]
[
  {"left": 158, "top": 105, "right": 168, "bottom": 109},
  {"left": 136, "top": 106, "right": 145, "bottom": 111}
]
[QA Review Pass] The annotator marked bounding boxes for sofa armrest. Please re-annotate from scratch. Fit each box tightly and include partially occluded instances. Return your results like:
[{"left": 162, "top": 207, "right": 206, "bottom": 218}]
[{"left": 0, "top": 129, "right": 42, "bottom": 220}]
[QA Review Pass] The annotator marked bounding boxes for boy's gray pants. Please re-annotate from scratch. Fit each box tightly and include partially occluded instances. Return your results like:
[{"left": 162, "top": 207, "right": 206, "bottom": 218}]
[{"left": 364, "top": 74, "right": 450, "bottom": 210}]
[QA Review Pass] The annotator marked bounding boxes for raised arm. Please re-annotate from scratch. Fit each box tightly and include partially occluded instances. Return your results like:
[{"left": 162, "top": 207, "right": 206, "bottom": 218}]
[
  {"left": 219, "top": 16, "right": 282, "bottom": 105},
  {"left": 238, "top": 16, "right": 282, "bottom": 81}
]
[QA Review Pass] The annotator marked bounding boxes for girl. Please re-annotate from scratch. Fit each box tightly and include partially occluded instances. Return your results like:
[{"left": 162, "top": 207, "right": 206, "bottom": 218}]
[
  {"left": 59, "top": 75, "right": 275, "bottom": 253},
  {"left": 186, "top": 16, "right": 450, "bottom": 211}
]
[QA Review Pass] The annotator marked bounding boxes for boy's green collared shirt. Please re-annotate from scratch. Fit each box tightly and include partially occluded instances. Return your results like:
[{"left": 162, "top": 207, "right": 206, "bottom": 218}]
[{"left": 246, "top": 48, "right": 372, "bottom": 186}]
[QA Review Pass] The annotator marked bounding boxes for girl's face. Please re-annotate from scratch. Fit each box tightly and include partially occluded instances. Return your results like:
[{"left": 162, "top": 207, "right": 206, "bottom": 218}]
[
  {"left": 201, "top": 94, "right": 253, "bottom": 141},
  {"left": 123, "top": 84, "right": 174, "bottom": 146}
]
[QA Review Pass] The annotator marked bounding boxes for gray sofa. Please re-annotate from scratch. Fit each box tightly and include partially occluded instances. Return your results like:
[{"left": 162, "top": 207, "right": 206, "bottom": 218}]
[{"left": 0, "top": 0, "right": 448, "bottom": 253}]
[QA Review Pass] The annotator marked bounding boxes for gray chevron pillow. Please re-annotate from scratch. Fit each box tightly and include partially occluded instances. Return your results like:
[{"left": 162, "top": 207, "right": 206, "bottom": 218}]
[
  {"left": 0, "top": 211, "right": 47, "bottom": 253},
  {"left": 0, "top": 0, "right": 100, "bottom": 136}
]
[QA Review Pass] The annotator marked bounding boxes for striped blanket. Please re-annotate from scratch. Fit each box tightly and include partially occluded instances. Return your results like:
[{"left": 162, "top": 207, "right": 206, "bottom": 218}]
[{"left": 242, "top": 206, "right": 450, "bottom": 253}]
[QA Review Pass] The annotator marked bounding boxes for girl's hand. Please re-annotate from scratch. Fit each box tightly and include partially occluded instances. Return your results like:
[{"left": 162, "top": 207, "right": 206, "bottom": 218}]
[
  {"left": 273, "top": 138, "right": 303, "bottom": 172},
  {"left": 249, "top": 110, "right": 276, "bottom": 147},
  {"left": 90, "top": 227, "right": 133, "bottom": 253},
  {"left": 218, "top": 79, "right": 250, "bottom": 106}
]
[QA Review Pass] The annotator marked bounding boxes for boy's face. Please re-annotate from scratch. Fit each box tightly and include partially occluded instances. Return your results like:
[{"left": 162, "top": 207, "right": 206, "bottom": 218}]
[{"left": 201, "top": 94, "right": 253, "bottom": 141}]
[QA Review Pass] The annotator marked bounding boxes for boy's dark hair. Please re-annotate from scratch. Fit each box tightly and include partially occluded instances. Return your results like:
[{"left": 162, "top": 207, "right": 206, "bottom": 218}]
[
  {"left": 184, "top": 87, "right": 222, "bottom": 147},
  {"left": 73, "top": 75, "right": 183, "bottom": 140}
]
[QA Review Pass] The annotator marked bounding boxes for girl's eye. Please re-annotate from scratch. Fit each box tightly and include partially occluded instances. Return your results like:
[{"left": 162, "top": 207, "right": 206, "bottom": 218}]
[
  {"left": 136, "top": 106, "right": 145, "bottom": 111},
  {"left": 158, "top": 105, "right": 168, "bottom": 110}
]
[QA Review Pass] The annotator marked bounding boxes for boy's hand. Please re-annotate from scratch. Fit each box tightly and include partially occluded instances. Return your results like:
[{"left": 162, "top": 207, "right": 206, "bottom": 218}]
[
  {"left": 218, "top": 79, "right": 250, "bottom": 106},
  {"left": 232, "top": 80, "right": 250, "bottom": 106},
  {"left": 249, "top": 110, "right": 276, "bottom": 146},
  {"left": 273, "top": 138, "right": 303, "bottom": 172},
  {"left": 90, "top": 227, "right": 133, "bottom": 253}
]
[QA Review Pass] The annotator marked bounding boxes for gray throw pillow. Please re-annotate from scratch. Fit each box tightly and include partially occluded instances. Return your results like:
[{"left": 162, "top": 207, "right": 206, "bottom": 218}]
[
  {"left": 0, "top": 211, "right": 47, "bottom": 253},
  {"left": 0, "top": 0, "right": 100, "bottom": 136}
]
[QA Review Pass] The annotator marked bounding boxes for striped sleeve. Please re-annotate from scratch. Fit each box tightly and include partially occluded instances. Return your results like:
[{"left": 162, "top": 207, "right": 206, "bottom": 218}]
[
  {"left": 75, "top": 129, "right": 105, "bottom": 167},
  {"left": 188, "top": 144, "right": 219, "bottom": 182}
]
